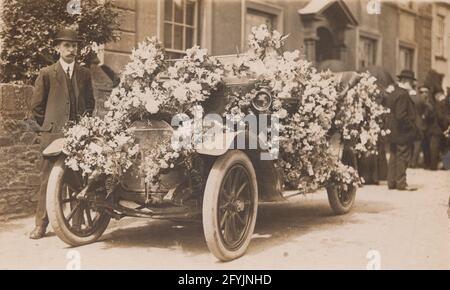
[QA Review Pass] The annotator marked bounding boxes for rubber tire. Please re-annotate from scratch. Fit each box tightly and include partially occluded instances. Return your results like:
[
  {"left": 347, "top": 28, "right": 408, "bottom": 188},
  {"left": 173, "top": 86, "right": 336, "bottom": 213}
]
[
  {"left": 46, "top": 156, "right": 111, "bottom": 246},
  {"left": 202, "top": 150, "right": 258, "bottom": 261},
  {"left": 327, "top": 184, "right": 356, "bottom": 215}
]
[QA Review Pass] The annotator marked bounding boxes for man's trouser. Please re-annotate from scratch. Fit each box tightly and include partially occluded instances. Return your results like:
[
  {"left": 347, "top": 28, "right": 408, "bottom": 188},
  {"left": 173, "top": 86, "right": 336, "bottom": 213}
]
[
  {"left": 35, "top": 157, "right": 83, "bottom": 228},
  {"left": 377, "top": 142, "right": 388, "bottom": 181},
  {"left": 35, "top": 159, "right": 51, "bottom": 227},
  {"left": 423, "top": 134, "right": 441, "bottom": 170},
  {"left": 409, "top": 139, "right": 423, "bottom": 168},
  {"left": 388, "top": 143, "right": 412, "bottom": 189}
]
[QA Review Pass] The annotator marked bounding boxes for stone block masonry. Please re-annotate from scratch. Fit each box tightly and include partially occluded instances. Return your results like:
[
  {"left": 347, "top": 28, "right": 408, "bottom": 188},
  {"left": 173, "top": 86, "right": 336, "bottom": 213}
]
[{"left": 0, "top": 83, "right": 42, "bottom": 220}]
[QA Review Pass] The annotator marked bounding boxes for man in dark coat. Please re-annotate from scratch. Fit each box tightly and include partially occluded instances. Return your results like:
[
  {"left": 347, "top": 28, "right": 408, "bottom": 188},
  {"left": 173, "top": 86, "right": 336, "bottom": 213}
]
[
  {"left": 422, "top": 88, "right": 443, "bottom": 170},
  {"left": 386, "top": 70, "right": 418, "bottom": 191},
  {"left": 409, "top": 86, "right": 428, "bottom": 168},
  {"left": 422, "top": 70, "right": 449, "bottom": 170},
  {"left": 29, "top": 28, "right": 95, "bottom": 239}
]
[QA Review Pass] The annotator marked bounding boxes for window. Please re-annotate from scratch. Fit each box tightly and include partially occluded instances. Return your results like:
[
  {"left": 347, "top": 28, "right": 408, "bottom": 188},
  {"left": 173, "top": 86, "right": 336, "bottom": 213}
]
[
  {"left": 242, "top": 1, "right": 283, "bottom": 51},
  {"left": 399, "top": 46, "right": 414, "bottom": 71},
  {"left": 245, "top": 8, "right": 277, "bottom": 48},
  {"left": 436, "top": 15, "right": 445, "bottom": 57},
  {"left": 164, "top": 0, "right": 198, "bottom": 59},
  {"left": 359, "top": 36, "right": 377, "bottom": 68}
]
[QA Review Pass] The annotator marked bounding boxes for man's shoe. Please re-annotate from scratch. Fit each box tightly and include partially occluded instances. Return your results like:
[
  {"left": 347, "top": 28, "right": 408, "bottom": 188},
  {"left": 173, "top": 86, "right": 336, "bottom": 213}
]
[
  {"left": 397, "top": 186, "right": 418, "bottom": 191},
  {"left": 29, "top": 226, "right": 47, "bottom": 239}
]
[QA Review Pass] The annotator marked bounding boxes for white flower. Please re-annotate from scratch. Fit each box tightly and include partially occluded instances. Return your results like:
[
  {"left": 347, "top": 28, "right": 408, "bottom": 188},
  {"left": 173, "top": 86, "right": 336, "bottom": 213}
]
[
  {"left": 276, "top": 108, "right": 288, "bottom": 119},
  {"left": 145, "top": 100, "right": 160, "bottom": 114},
  {"left": 173, "top": 86, "right": 188, "bottom": 102},
  {"left": 88, "top": 141, "right": 103, "bottom": 154}
]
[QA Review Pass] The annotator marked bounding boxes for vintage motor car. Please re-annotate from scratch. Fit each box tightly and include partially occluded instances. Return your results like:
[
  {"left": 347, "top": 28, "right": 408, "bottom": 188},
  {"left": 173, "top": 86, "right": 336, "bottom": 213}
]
[{"left": 42, "top": 56, "right": 359, "bottom": 261}]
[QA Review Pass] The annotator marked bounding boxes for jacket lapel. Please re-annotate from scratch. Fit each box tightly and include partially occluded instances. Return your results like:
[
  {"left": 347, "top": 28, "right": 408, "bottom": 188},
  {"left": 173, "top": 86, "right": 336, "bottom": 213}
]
[
  {"left": 54, "top": 62, "right": 69, "bottom": 100},
  {"left": 73, "top": 64, "right": 81, "bottom": 99},
  {"left": 73, "top": 64, "right": 81, "bottom": 113}
]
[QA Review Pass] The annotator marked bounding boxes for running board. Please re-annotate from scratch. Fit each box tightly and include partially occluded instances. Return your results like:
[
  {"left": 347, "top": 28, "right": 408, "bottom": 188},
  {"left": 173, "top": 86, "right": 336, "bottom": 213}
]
[{"left": 281, "top": 190, "right": 302, "bottom": 199}]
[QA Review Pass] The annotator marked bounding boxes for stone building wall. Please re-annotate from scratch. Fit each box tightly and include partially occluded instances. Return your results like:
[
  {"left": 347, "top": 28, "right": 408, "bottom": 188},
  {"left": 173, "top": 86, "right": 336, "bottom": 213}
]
[
  {"left": 0, "top": 84, "right": 43, "bottom": 220},
  {"left": 417, "top": 4, "right": 433, "bottom": 85}
]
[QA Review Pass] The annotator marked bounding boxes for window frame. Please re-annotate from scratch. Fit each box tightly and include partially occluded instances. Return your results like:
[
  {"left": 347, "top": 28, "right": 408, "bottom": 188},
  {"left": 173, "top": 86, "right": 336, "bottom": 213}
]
[
  {"left": 435, "top": 14, "right": 445, "bottom": 58},
  {"left": 397, "top": 40, "right": 417, "bottom": 74},
  {"left": 241, "top": 0, "right": 284, "bottom": 52},
  {"left": 159, "top": 0, "right": 199, "bottom": 59},
  {"left": 357, "top": 29, "right": 381, "bottom": 70}
]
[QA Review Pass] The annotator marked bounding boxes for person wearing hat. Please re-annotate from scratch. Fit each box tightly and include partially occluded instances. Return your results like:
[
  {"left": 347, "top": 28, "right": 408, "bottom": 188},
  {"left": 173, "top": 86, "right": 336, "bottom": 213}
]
[
  {"left": 423, "top": 70, "right": 450, "bottom": 170},
  {"left": 408, "top": 85, "right": 428, "bottom": 168},
  {"left": 29, "top": 28, "right": 95, "bottom": 239},
  {"left": 385, "top": 69, "right": 419, "bottom": 191}
]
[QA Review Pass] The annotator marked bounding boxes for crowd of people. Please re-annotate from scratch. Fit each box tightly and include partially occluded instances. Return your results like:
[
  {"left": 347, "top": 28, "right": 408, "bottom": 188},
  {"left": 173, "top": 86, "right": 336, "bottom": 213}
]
[{"left": 357, "top": 69, "right": 450, "bottom": 191}]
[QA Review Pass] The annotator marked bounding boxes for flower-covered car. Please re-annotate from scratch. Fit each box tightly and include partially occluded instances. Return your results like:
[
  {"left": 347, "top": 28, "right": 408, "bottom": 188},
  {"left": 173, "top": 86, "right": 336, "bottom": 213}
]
[{"left": 41, "top": 26, "right": 388, "bottom": 261}]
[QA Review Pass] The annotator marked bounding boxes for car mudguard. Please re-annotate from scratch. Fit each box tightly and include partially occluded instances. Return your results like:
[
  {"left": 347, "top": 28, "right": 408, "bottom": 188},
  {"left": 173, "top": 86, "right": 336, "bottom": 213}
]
[{"left": 42, "top": 138, "right": 65, "bottom": 157}]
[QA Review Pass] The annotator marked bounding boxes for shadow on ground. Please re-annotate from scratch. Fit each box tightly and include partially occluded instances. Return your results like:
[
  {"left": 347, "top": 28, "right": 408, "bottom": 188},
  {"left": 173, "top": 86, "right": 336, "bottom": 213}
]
[{"left": 96, "top": 196, "right": 394, "bottom": 259}]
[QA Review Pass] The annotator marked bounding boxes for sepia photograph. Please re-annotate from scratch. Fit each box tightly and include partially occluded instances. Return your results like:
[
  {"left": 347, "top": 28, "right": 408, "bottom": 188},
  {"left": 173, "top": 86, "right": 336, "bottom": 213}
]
[{"left": 0, "top": 0, "right": 449, "bottom": 272}]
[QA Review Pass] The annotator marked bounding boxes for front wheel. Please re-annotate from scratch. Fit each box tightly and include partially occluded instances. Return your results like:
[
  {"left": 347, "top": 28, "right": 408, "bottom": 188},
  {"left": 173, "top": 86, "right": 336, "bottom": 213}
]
[
  {"left": 202, "top": 150, "right": 258, "bottom": 261},
  {"left": 327, "top": 184, "right": 356, "bottom": 215},
  {"left": 46, "top": 156, "right": 111, "bottom": 246}
]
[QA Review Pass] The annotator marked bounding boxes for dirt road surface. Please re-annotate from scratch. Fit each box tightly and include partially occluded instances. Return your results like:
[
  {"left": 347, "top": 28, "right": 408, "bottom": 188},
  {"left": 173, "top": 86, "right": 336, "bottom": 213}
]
[{"left": 0, "top": 168, "right": 449, "bottom": 269}]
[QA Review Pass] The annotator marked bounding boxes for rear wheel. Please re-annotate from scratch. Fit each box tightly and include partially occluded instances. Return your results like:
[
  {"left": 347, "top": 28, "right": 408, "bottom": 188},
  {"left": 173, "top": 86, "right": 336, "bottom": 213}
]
[
  {"left": 327, "top": 182, "right": 356, "bottom": 215},
  {"left": 46, "top": 157, "right": 111, "bottom": 246},
  {"left": 202, "top": 150, "right": 258, "bottom": 261},
  {"left": 327, "top": 134, "right": 357, "bottom": 215}
]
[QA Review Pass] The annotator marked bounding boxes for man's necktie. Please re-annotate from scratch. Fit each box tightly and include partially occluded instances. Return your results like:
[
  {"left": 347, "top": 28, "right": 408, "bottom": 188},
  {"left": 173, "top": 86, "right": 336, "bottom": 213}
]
[
  {"left": 66, "top": 66, "right": 71, "bottom": 79},
  {"left": 65, "top": 66, "right": 77, "bottom": 120}
]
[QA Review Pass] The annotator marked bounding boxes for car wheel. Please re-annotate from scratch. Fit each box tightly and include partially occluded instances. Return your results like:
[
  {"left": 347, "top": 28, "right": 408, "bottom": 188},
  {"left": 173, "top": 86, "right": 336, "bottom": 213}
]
[
  {"left": 328, "top": 134, "right": 357, "bottom": 215},
  {"left": 327, "top": 183, "right": 356, "bottom": 215},
  {"left": 202, "top": 150, "right": 258, "bottom": 261},
  {"left": 46, "top": 156, "right": 111, "bottom": 246}
]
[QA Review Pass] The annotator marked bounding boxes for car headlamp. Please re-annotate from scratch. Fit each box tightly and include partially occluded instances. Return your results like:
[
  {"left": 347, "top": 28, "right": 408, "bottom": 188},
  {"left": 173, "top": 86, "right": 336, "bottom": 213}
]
[{"left": 251, "top": 90, "right": 272, "bottom": 112}]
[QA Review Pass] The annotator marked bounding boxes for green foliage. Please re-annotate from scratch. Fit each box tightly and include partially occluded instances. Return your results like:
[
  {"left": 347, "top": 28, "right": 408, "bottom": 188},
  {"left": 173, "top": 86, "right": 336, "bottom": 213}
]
[{"left": 0, "top": 0, "right": 121, "bottom": 84}]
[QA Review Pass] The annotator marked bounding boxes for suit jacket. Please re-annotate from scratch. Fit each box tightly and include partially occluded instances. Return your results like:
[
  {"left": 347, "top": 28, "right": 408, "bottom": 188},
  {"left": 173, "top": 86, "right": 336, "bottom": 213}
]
[
  {"left": 435, "top": 98, "right": 450, "bottom": 132},
  {"left": 409, "top": 93, "right": 427, "bottom": 133},
  {"left": 31, "top": 62, "right": 95, "bottom": 133},
  {"left": 423, "top": 97, "right": 442, "bottom": 137},
  {"left": 386, "top": 86, "right": 418, "bottom": 144}
]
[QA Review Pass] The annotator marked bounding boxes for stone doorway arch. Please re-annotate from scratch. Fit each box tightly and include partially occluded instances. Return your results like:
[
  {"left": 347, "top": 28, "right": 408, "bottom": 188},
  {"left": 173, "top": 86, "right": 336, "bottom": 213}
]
[
  {"left": 316, "top": 26, "right": 336, "bottom": 62},
  {"left": 299, "top": 0, "right": 358, "bottom": 68}
]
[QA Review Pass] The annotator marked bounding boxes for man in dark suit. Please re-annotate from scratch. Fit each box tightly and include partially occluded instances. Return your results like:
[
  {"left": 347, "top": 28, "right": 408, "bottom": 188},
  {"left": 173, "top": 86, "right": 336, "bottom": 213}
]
[
  {"left": 29, "top": 28, "right": 95, "bottom": 239},
  {"left": 422, "top": 87, "right": 443, "bottom": 170},
  {"left": 386, "top": 70, "right": 418, "bottom": 191},
  {"left": 409, "top": 86, "right": 428, "bottom": 168}
]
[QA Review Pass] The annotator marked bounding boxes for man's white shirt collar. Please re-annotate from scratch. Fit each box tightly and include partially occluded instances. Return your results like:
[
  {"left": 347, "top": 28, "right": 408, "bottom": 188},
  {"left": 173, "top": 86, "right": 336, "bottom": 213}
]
[{"left": 59, "top": 58, "right": 75, "bottom": 78}]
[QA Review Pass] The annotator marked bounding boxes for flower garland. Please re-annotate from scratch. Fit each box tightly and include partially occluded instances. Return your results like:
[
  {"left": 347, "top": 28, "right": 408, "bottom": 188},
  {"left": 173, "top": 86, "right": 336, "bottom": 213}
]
[
  {"left": 63, "top": 25, "right": 388, "bottom": 194},
  {"left": 247, "top": 24, "right": 289, "bottom": 60},
  {"left": 64, "top": 38, "right": 223, "bottom": 187},
  {"left": 63, "top": 116, "right": 139, "bottom": 178},
  {"left": 333, "top": 72, "right": 390, "bottom": 155},
  {"left": 226, "top": 25, "right": 387, "bottom": 190},
  {"left": 162, "top": 47, "right": 224, "bottom": 114},
  {"left": 104, "top": 37, "right": 166, "bottom": 123}
]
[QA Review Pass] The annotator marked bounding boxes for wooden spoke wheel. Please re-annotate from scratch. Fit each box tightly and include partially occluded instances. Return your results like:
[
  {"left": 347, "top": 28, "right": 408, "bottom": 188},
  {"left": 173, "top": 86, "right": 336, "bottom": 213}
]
[
  {"left": 202, "top": 150, "right": 258, "bottom": 261},
  {"left": 46, "top": 157, "right": 110, "bottom": 246}
]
